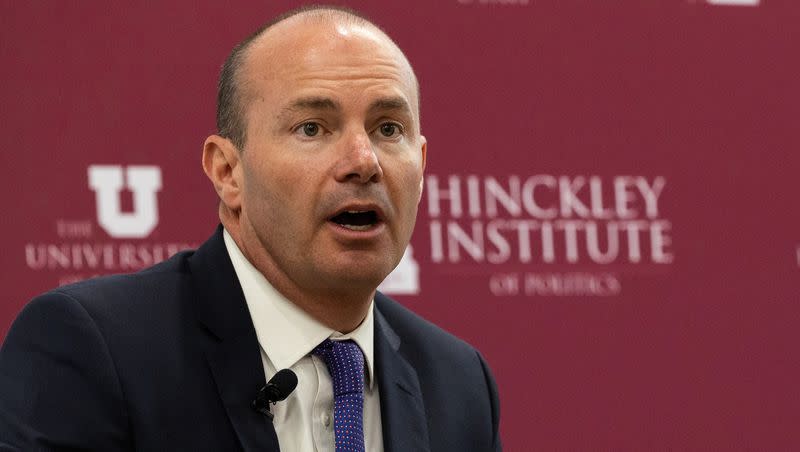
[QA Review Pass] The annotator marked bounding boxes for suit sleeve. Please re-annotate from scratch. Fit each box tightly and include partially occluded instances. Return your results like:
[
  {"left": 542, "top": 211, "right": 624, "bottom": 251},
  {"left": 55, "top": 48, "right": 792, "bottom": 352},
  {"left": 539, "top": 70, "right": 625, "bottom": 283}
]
[
  {"left": 0, "top": 292, "right": 131, "bottom": 451},
  {"left": 477, "top": 350, "right": 502, "bottom": 452}
]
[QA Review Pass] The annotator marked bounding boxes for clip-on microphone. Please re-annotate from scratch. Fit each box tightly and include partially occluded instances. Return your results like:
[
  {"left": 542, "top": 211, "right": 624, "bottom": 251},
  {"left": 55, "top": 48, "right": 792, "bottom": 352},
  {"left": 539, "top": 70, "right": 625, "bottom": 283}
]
[{"left": 252, "top": 368, "right": 298, "bottom": 420}]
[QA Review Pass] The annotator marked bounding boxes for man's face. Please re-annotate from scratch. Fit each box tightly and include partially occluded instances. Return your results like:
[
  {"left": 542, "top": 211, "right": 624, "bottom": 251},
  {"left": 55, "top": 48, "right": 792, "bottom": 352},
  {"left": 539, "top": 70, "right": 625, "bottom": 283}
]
[{"left": 234, "top": 20, "right": 426, "bottom": 295}]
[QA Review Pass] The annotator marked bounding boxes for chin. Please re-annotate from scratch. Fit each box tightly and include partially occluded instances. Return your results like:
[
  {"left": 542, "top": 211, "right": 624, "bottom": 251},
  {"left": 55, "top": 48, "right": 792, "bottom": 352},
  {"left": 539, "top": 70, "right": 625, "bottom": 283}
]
[{"left": 321, "top": 258, "right": 393, "bottom": 290}]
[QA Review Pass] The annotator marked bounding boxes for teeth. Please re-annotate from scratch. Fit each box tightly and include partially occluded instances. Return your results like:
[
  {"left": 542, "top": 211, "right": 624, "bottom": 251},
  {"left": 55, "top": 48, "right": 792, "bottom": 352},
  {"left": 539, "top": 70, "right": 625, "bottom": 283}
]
[
  {"left": 346, "top": 210, "right": 367, "bottom": 214},
  {"left": 340, "top": 224, "right": 372, "bottom": 231}
]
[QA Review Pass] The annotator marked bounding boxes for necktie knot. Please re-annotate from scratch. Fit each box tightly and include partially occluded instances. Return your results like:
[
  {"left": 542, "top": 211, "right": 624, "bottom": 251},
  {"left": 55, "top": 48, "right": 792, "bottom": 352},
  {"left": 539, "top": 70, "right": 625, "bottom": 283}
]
[{"left": 312, "top": 339, "right": 365, "bottom": 396}]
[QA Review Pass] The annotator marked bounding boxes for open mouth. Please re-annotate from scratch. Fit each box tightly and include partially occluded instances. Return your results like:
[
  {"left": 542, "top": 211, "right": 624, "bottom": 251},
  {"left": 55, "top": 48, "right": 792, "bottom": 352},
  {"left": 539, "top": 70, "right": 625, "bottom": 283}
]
[{"left": 329, "top": 210, "right": 380, "bottom": 231}]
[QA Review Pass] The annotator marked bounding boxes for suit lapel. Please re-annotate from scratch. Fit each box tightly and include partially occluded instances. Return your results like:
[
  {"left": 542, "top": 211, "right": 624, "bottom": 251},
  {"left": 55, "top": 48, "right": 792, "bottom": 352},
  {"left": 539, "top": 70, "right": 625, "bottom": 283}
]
[
  {"left": 374, "top": 303, "right": 431, "bottom": 452},
  {"left": 191, "top": 226, "right": 280, "bottom": 452},
  {"left": 189, "top": 227, "right": 431, "bottom": 451}
]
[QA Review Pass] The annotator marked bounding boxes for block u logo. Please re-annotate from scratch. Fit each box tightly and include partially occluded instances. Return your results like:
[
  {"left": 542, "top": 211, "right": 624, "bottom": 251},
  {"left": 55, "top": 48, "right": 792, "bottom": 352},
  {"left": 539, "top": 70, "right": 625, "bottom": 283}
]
[{"left": 88, "top": 165, "right": 162, "bottom": 238}]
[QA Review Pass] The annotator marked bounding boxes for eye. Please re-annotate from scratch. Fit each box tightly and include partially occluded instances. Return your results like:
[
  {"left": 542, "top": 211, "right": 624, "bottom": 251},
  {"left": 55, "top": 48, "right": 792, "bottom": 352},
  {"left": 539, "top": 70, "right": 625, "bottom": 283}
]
[
  {"left": 300, "top": 122, "right": 321, "bottom": 137},
  {"left": 378, "top": 122, "right": 403, "bottom": 138}
]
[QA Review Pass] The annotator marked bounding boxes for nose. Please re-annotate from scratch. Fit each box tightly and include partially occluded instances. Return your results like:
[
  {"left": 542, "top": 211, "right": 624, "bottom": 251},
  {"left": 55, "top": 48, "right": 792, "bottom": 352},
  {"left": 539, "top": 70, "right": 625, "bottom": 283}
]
[{"left": 334, "top": 128, "right": 383, "bottom": 184}]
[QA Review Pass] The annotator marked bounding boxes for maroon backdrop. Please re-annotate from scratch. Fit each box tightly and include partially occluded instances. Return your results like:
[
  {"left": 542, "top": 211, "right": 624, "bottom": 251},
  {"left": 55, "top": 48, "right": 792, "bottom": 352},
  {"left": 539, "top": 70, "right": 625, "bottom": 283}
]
[{"left": 2, "top": 1, "right": 798, "bottom": 450}]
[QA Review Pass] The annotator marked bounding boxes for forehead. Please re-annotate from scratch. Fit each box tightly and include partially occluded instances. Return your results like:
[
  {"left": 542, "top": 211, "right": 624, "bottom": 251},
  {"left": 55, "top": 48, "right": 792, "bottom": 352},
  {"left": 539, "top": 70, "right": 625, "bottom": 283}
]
[{"left": 240, "top": 17, "right": 419, "bottom": 114}]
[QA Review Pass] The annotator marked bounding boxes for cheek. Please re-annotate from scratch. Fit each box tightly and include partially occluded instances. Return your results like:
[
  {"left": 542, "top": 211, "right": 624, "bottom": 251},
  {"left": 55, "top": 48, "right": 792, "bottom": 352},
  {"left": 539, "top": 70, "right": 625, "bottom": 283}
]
[
  {"left": 401, "top": 155, "right": 425, "bottom": 196},
  {"left": 244, "top": 154, "right": 295, "bottom": 199},
  {"left": 246, "top": 159, "right": 323, "bottom": 227},
  {"left": 390, "top": 161, "right": 425, "bottom": 213},
  {"left": 241, "top": 163, "right": 285, "bottom": 219}
]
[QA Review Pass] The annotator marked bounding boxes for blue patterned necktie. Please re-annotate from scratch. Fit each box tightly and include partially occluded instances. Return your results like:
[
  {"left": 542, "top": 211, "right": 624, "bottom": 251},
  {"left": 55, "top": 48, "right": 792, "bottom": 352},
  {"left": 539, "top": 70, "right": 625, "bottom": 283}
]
[{"left": 313, "top": 339, "right": 366, "bottom": 452}]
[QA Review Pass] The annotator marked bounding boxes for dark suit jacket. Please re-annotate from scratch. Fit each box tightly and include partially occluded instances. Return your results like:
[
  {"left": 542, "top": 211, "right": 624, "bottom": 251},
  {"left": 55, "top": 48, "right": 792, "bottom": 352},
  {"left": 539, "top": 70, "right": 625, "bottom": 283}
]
[{"left": 0, "top": 227, "right": 500, "bottom": 451}]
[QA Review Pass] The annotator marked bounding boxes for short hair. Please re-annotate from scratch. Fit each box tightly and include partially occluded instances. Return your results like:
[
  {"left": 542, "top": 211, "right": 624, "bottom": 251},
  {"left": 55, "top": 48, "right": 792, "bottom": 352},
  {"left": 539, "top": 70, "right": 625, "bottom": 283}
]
[{"left": 216, "top": 5, "right": 386, "bottom": 150}]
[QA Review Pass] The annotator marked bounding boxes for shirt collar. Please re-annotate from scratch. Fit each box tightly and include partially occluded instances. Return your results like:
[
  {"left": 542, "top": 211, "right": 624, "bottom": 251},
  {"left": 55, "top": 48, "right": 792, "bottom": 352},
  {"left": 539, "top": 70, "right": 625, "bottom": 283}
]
[{"left": 222, "top": 228, "right": 375, "bottom": 388}]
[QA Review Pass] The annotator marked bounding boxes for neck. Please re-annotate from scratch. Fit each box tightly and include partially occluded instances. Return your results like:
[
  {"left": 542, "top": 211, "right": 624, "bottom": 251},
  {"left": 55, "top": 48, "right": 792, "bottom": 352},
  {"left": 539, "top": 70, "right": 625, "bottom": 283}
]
[{"left": 221, "top": 210, "right": 373, "bottom": 333}]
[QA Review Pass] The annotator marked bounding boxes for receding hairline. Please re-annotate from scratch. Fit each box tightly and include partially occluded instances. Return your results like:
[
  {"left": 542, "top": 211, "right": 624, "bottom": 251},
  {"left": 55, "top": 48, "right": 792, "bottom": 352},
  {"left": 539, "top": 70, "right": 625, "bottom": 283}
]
[
  {"left": 242, "top": 7, "right": 419, "bottom": 97},
  {"left": 216, "top": 5, "right": 421, "bottom": 150},
  {"left": 247, "top": 6, "right": 409, "bottom": 61}
]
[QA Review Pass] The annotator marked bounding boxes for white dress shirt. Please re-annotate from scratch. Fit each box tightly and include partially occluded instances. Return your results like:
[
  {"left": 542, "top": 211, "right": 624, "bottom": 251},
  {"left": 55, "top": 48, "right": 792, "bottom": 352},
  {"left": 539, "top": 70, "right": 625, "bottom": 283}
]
[{"left": 223, "top": 229, "right": 384, "bottom": 452}]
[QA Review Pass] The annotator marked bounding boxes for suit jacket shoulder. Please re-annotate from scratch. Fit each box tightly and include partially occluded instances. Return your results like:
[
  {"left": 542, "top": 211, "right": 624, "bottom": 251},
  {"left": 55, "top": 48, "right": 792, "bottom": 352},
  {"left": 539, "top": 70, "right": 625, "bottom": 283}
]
[
  {"left": 374, "top": 292, "right": 502, "bottom": 451},
  {"left": 0, "top": 229, "right": 274, "bottom": 451}
]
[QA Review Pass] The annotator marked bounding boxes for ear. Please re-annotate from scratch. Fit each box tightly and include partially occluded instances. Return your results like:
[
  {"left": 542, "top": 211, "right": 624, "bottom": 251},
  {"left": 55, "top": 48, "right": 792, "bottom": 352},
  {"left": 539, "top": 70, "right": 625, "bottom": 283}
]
[
  {"left": 417, "top": 135, "right": 427, "bottom": 202},
  {"left": 202, "top": 135, "right": 242, "bottom": 212}
]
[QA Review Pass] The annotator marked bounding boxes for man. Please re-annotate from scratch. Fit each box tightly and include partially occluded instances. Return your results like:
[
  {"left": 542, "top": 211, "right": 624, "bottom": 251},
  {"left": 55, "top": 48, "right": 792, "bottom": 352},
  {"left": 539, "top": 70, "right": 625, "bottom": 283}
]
[{"left": 0, "top": 6, "right": 501, "bottom": 451}]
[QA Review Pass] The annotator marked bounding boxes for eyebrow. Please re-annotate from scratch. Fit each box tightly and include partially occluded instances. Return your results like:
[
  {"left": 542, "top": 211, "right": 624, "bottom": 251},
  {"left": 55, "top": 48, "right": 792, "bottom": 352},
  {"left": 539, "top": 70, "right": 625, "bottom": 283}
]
[
  {"left": 282, "top": 96, "right": 341, "bottom": 114},
  {"left": 368, "top": 97, "right": 412, "bottom": 115},
  {"left": 276, "top": 95, "right": 414, "bottom": 124}
]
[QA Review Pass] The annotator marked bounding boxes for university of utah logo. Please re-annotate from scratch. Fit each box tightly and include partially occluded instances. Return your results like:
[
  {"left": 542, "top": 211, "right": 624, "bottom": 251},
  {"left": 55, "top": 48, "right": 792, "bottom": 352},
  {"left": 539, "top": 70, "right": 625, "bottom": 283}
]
[
  {"left": 25, "top": 164, "right": 194, "bottom": 286},
  {"left": 88, "top": 165, "right": 162, "bottom": 238}
]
